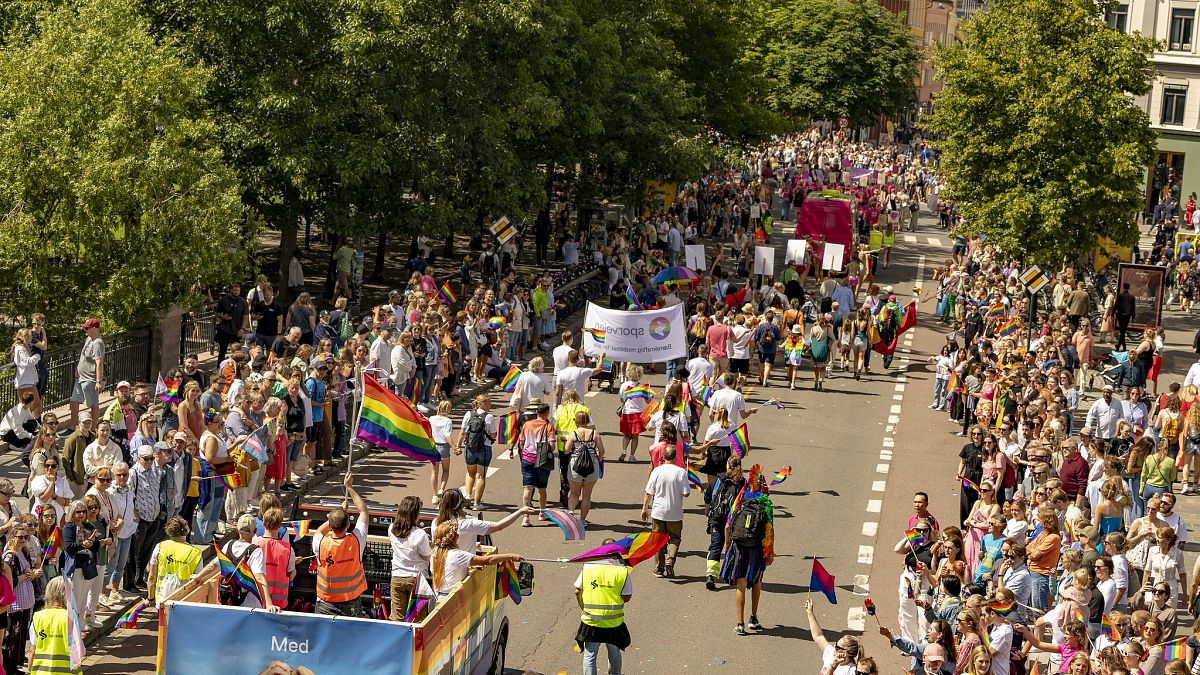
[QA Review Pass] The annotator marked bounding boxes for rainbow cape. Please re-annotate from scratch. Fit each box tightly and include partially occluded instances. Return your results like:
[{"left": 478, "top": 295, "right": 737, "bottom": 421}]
[
  {"left": 728, "top": 423, "right": 750, "bottom": 458},
  {"left": 356, "top": 374, "right": 440, "bottom": 463},
  {"left": 495, "top": 560, "right": 522, "bottom": 605},
  {"left": 569, "top": 532, "right": 668, "bottom": 566},
  {"left": 499, "top": 365, "right": 521, "bottom": 392},
  {"left": 623, "top": 383, "right": 654, "bottom": 401},
  {"left": 213, "top": 544, "right": 260, "bottom": 600},
  {"left": 580, "top": 327, "right": 606, "bottom": 344},
  {"left": 497, "top": 410, "right": 519, "bottom": 446},
  {"left": 115, "top": 598, "right": 149, "bottom": 629},
  {"left": 437, "top": 280, "right": 457, "bottom": 305}
]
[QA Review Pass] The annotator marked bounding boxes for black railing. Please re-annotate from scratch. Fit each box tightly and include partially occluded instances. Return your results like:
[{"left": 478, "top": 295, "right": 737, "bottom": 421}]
[
  {"left": 180, "top": 310, "right": 217, "bottom": 361},
  {"left": 0, "top": 329, "right": 154, "bottom": 413}
]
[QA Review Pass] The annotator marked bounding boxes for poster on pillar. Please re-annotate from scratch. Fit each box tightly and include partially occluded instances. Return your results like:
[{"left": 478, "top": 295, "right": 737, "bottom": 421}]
[
  {"left": 822, "top": 243, "right": 845, "bottom": 271},
  {"left": 581, "top": 303, "right": 687, "bottom": 363},
  {"left": 754, "top": 246, "right": 775, "bottom": 276}
]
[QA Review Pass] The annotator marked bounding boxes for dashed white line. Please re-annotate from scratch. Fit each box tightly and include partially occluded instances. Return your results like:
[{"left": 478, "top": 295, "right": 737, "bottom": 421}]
[
  {"left": 847, "top": 607, "right": 866, "bottom": 631},
  {"left": 890, "top": 404, "right": 903, "bottom": 414},
  {"left": 872, "top": 480, "right": 886, "bottom": 492},
  {"left": 903, "top": 235, "right": 918, "bottom": 243},
  {"left": 895, "top": 384, "right": 906, "bottom": 392},
  {"left": 862, "top": 522, "right": 878, "bottom": 537},
  {"left": 858, "top": 545, "right": 874, "bottom": 564},
  {"left": 893, "top": 394, "right": 904, "bottom": 401},
  {"left": 853, "top": 574, "right": 870, "bottom": 592},
  {"left": 888, "top": 415, "right": 900, "bottom": 424},
  {"left": 866, "top": 499, "right": 882, "bottom": 513},
  {"left": 926, "top": 237, "right": 941, "bottom": 246},
  {"left": 876, "top": 463, "right": 890, "bottom": 473},
  {"left": 584, "top": 391, "right": 599, "bottom": 397}
]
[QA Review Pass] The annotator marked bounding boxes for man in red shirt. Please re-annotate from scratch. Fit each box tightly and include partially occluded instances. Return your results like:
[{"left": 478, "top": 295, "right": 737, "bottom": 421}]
[
  {"left": 907, "top": 492, "right": 941, "bottom": 532},
  {"left": 1057, "top": 438, "right": 1090, "bottom": 506}
]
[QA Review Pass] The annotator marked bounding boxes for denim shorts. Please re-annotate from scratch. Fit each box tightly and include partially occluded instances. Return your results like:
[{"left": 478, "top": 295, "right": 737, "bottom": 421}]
[
  {"left": 520, "top": 461, "right": 551, "bottom": 488},
  {"left": 436, "top": 442, "right": 452, "bottom": 460},
  {"left": 286, "top": 438, "right": 304, "bottom": 462},
  {"left": 465, "top": 445, "right": 493, "bottom": 467}
]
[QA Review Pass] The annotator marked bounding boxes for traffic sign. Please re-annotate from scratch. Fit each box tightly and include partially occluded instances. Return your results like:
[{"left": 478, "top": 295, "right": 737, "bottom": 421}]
[
  {"left": 1019, "top": 265, "right": 1049, "bottom": 294},
  {"left": 490, "top": 216, "right": 515, "bottom": 244}
]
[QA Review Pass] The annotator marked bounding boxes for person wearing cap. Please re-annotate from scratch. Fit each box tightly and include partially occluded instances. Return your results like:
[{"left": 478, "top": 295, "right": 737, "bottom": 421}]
[
  {"left": 305, "top": 357, "right": 333, "bottom": 472},
  {"left": 126, "top": 444, "right": 164, "bottom": 592},
  {"left": 219, "top": 513, "right": 273, "bottom": 609},
  {"left": 1085, "top": 385, "right": 1125, "bottom": 441},
  {"left": 70, "top": 318, "right": 104, "bottom": 429},
  {"left": 101, "top": 380, "right": 136, "bottom": 460}
]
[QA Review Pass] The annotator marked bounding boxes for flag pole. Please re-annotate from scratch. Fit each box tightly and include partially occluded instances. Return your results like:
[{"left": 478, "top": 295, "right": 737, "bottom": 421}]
[{"left": 348, "top": 368, "right": 386, "bottom": 475}]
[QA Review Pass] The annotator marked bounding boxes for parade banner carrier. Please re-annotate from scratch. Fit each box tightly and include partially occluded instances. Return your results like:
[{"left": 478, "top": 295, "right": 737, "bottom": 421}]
[{"left": 582, "top": 302, "right": 687, "bottom": 362}]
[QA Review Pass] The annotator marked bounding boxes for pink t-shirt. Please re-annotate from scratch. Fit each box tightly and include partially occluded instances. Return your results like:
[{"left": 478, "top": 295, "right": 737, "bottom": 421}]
[
  {"left": 1056, "top": 642, "right": 1083, "bottom": 673},
  {"left": 706, "top": 324, "right": 731, "bottom": 358},
  {"left": 649, "top": 440, "right": 686, "bottom": 469}
]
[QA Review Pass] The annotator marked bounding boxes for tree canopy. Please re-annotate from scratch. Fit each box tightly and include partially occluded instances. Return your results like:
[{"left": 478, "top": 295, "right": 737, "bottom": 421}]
[{"left": 926, "top": 0, "right": 1157, "bottom": 264}]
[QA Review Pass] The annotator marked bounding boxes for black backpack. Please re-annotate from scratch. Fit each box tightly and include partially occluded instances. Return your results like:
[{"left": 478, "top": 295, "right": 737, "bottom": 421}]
[
  {"left": 729, "top": 499, "right": 767, "bottom": 547},
  {"left": 706, "top": 478, "right": 742, "bottom": 526},
  {"left": 218, "top": 541, "right": 258, "bottom": 606},
  {"left": 465, "top": 412, "right": 488, "bottom": 451}
]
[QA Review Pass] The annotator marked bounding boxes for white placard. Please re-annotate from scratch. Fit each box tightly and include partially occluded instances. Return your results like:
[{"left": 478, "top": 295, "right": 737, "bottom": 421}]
[
  {"left": 785, "top": 239, "right": 807, "bottom": 265},
  {"left": 750, "top": 204, "right": 761, "bottom": 220},
  {"left": 754, "top": 246, "right": 775, "bottom": 276},
  {"left": 822, "top": 243, "right": 845, "bottom": 271},
  {"left": 581, "top": 303, "right": 688, "bottom": 363},
  {"left": 685, "top": 244, "right": 706, "bottom": 271}
]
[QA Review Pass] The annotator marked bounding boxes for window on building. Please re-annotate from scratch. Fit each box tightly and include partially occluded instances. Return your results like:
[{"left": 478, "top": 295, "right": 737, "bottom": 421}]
[
  {"left": 1170, "top": 7, "right": 1195, "bottom": 51},
  {"left": 1163, "top": 86, "right": 1188, "bottom": 125},
  {"left": 1106, "top": 4, "right": 1128, "bottom": 33}
]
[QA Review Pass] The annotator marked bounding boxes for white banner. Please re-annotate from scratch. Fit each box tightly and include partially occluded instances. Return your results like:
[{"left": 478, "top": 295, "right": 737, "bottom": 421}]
[
  {"left": 754, "top": 246, "right": 775, "bottom": 276},
  {"left": 582, "top": 302, "right": 687, "bottom": 363},
  {"left": 685, "top": 244, "right": 706, "bottom": 271},
  {"left": 785, "top": 239, "right": 807, "bottom": 265},
  {"left": 822, "top": 242, "right": 845, "bottom": 271}
]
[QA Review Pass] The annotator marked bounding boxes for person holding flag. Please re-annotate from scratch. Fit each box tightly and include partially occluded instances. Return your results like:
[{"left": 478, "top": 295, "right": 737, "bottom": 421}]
[
  {"left": 573, "top": 539, "right": 633, "bottom": 675},
  {"left": 254, "top": 507, "right": 295, "bottom": 612},
  {"left": 721, "top": 465, "right": 774, "bottom": 635},
  {"left": 805, "top": 596, "right": 865, "bottom": 675},
  {"left": 893, "top": 519, "right": 935, "bottom": 642}
]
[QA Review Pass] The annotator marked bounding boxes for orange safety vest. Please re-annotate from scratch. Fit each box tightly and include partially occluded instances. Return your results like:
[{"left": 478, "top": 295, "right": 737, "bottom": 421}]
[
  {"left": 253, "top": 535, "right": 292, "bottom": 609},
  {"left": 315, "top": 531, "right": 366, "bottom": 603}
]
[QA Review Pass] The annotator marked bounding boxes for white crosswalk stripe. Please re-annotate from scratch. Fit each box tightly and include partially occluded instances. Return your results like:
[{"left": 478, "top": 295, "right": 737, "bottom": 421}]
[
  {"left": 926, "top": 237, "right": 942, "bottom": 246},
  {"left": 903, "top": 235, "right": 918, "bottom": 243}
]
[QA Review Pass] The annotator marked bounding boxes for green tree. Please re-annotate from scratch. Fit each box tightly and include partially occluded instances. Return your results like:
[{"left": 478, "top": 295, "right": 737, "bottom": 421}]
[
  {"left": 926, "top": 0, "right": 1157, "bottom": 263},
  {"left": 0, "top": 0, "right": 247, "bottom": 329},
  {"left": 753, "top": 0, "right": 921, "bottom": 127}
]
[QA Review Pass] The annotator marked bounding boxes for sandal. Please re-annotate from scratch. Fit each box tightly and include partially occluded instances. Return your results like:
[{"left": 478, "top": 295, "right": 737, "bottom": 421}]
[{"left": 617, "top": 454, "right": 627, "bottom": 462}]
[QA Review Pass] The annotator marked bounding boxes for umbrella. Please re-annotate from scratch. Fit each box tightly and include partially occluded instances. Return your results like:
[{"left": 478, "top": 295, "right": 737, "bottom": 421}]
[{"left": 653, "top": 266, "right": 701, "bottom": 286}]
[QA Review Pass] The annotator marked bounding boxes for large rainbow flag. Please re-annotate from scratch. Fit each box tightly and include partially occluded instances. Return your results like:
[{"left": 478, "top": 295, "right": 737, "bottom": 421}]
[{"left": 357, "top": 375, "right": 440, "bottom": 463}]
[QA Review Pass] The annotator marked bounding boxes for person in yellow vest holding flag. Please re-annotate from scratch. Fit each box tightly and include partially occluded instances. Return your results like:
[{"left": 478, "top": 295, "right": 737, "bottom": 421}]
[
  {"left": 882, "top": 222, "right": 896, "bottom": 269},
  {"left": 313, "top": 470, "right": 368, "bottom": 616},
  {"left": 29, "top": 576, "right": 78, "bottom": 675},
  {"left": 574, "top": 544, "right": 633, "bottom": 675},
  {"left": 147, "top": 516, "right": 202, "bottom": 605}
]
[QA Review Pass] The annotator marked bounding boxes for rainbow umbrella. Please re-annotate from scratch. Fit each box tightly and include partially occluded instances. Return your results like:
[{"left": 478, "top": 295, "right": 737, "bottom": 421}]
[{"left": 653, "top": 266, "right": 702, "bottom": 285}]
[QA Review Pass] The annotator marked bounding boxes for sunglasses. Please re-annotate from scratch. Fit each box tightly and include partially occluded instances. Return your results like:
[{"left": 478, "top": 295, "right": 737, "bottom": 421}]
[
  {"left": 98, "top": 477, "right": 112, "bottom": 483},
  {"left": 44, "top": 463, "right": 58, "bottom": 468},
  {"left": 87, "top": 506, "right": 99, "bottom": 511},
  {"left": 1153, "top": 589, "right": 1169, "bottom": 595}
]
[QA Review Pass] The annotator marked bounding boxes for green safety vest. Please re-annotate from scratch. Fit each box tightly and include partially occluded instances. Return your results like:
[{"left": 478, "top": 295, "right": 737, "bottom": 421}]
[
  {"left": 579, "top": 563, "right": 629, "bottom": 628},
  {"left": 882, "top": 231, "right": 895, "bottom": 247},
  {"left": 29, "top": 608, "right": 78, "bottom": 675},
  {"left": 868, "top": 229, "right": 883, "bottom": 249}
]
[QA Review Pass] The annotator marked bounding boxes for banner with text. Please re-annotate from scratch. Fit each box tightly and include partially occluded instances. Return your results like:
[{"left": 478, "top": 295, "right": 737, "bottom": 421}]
[
  {"left": 162, "top": 602, "right": 413, "bottom": 674},
  {"left": 582, "top": 302, "right": 687, "bottom": 363}
]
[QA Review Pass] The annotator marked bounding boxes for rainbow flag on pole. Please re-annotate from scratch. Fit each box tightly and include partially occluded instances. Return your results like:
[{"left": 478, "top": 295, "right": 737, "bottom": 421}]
[
  {"left": 157, "top": 374, "right": 181, "bottom": 403},
  {"left": 499, "top": 365, "right": 521, "bottom": 392},
  {"left": 904, "top": 528, "right": 928, "bottom": 547},
  {"left": 640, "top": 399, "right": 661, "bottom": 425},
  {"left": 214, "top": 544, "right": 260, "bottom": 601},
  {"left": 728, "top": 423, "right": 750, "bottom": 458},
  {"left": 495, "top": 560, "right": 522, "bottom": 605},
  {"left": 41, "top": 527, "right": 61, "bottom": 560},
  {"left": 770, "top": 466, "right": 792, "bottom": 486},
  {"left": 213, "top": 471, "right": 244, "bottom": 489},
  {"left": 496, "top": 410, "right": 519, "bottom": 446},
  {"left": 996, "top": 317, "right": 1020, "bottom": 337},
  {"left": 623, "top": 383, "right": 654, "bottom": 401},
  {"left": 987, "top": 304, "right": 1006, "bottom": 319},
  {"left": 686, "top": 465, "right": 704, "bottom": 488},
  {"left": 625, "top": 287, "right": 644, "bottom": 310},
  {"left": 570, "top": 532, "right": 668, "bottom": 566},
  {"left": 1162, "top": 637, "right": 1187, "bottom": 661},
  {"left": 115, "top": 599, "right": 149, "bottom": 629},
  {"left": 1101, "top": 614, "right": 1121, "bottom": 641},
  {"left": 356, "top": 374, "right": 440, "bottom": 463},
  {"left": 437, "top": 280, "right": 457, "bottom": 305},
  {"left": 580, "top": 327, "right": 607, "bottom": 344}
]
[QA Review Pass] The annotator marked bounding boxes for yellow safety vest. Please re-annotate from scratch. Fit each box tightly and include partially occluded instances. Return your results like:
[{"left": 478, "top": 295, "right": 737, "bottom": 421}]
[
  {"left": 882, "top": 231, "right": 895, "bottom": 248},
  {"left": 29, "top": 608, "right": 78, "bottom": 675},
  {"left": 155, "top": 539, "right": 201, "bottom": 597},
  {"left": 868, "top": 229, "right": 883, "bottom": 249},
  {"left": 579, "top": 563, "right": 629, "bottom": 628}
]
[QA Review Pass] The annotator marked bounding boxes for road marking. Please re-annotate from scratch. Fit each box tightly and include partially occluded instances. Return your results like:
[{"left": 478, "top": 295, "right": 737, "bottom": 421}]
[
  {"left": 847, "top": 607, "right": 866, "bottom": 631},
  {"left": 585, "top": 391, "right": 599, "bottom": 397},
  {"left": 858, "top": 545, "right": 874, "bottom": 564},
  {"left": 893, "top": 394, "right": 903, "bottom": 401},
  {"left": 867, "top": 499, "right": 882, "bottom": 513},
  {"left": 872, "top": 480, "right": 886, "bottom": 492},
  {"left": 853, "top": 574, "right": 870, "bottom": 592},
  {"left": 927, "top": 237, "right": 941, "bottom": 246},
  {"left": 895, "top": 384, "right": 905, "bottom": 392},
  {"left": 457, "top": 466, "right": 501, "bottom": 493},
  {"left": 861, "top": 522, "right": 878, "bottom": 537},
  {"left": 903, "top": 235, "right": 918, "bottom": 243},
  {"left": 888, "top": 415, "right": 900, "bottom": 424},
  {"left": 877, "top": 463, "right": 890, "bottom": 473},
  {"left": 890, "top": 405, "right": 903, "bottom": 414}
]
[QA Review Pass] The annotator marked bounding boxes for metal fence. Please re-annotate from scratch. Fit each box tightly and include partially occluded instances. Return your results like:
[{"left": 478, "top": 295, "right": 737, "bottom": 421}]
[
  {"left": 180, "top": 310, "right": 217, "bottom": 360},
  {"left": 0, "top": 330, "right": 155, "bottom": 413}
]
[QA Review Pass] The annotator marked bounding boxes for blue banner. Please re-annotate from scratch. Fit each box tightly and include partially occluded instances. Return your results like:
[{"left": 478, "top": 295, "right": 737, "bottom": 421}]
[{"left": 162, "top": 603, "right": 413, "bottom": 674}]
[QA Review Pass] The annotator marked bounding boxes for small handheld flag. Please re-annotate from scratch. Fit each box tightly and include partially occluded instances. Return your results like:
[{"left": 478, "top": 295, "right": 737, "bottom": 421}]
[
  {"left": 904, "top": 528, "right": 928, "bottom": 547},
  {"left": 761, "top": 397, "right": 784, "bottom": 409},
  {"left": 543, "top": 508, "right": 587, "bottom": 541},
  {"left": 770, "top": 466, "right": 791, "bottom": 486},
  {"left": 580, "top": 327, "right": 607, "bottom": 344},
  {"left": 213, "top": 544, "right": 260, "bottom": 601},
  {"left": 240, "top": 425, "right": 270, "bottom": 465},
  {"left": 157, "top": 375, "right": 181, "bottom": 403},
  {"left": 996, "top": 317, "right": 1020, "bottom": 337},
  {"left": 115, "top": 598, "right": 149, "bottom": 629},
  {"left": 497, "top": 410, "right": 519, "bottom": 446},
  {"left": 960, "top": 476, "right": 981, "bottom": 493},
  {"left": 372, "top": 585, "right": 388, "bottom": 619},
  {"left": 500, "top": 365, "right": 521, "bottom": 393},
  {"left": 404, "top": 597, "right": 430, "bottom": 622},
  {"left": 437, "top": 281, "right": 458, "bottom": 305},
  {"left": 728, "top": 423, "right": 750, "bottom": 458},
  {"left": 570, "top": 532, "right": 668, "bottom": 566},
  {"left": 288, "top": 520, "right": 312, "bottom": 539},
  {"left": 495, "top": 560, "right": 522, "bottom": 605},
  {"left": 41, "top": 528, "right": 61, "bottom": 561},
  {"left": 686, "top": 465, "right": 704, "bottom": 489},
  {"left": 625, "top": 287, "right": 644, "bottom": 310},
  {"left": 863, "top": 598, "right": 876, "bottom": 615},
  {"left": 809, "top": 559, "right": 837, "bottom": 604},
  {"left": 1101, "top": 614, "right": 1121, "bottom": 641},
  {"left": 640, "top": 399, "right": 662, "bottom": 425},
  {"left": 1162, "top": 637, "right": 1187, "bottom": 661}
]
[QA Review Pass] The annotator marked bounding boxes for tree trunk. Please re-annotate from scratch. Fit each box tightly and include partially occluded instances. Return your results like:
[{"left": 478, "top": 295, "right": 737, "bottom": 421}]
[
  {"left": 279, "top": 225, "right": 298, "bottom": 307},
  {"left": 322, "top": 233, "right": 339, "bottom": 302},
  {"left": 370, "top": 232, "right": 387, "bottom": 282},
  {"left": 442, "top": 231, "right": 454, "bottom": 258}
]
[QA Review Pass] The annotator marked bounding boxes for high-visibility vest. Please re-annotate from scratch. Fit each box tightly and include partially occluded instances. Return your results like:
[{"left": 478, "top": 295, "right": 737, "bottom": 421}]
[
  {"left": 29, "top": 607, "right": 78, "bottom": 675},
  {"left": 254, "top": 535, "right": 292, "bottom": 609},
  {"left": 868, "top": 229, "right": 883, "bottom": 250},
  {"left": 316, "top": 531, "right": 366, "bottom": 603},
  {"left": 579, "top": 563, "right": 629, "bottom": 628},
  {"left": 155, "top": 539, "right": 201, "bottom": 598},
  {"left": 882, "top": 231, "right": 895, "bottom": 248}
]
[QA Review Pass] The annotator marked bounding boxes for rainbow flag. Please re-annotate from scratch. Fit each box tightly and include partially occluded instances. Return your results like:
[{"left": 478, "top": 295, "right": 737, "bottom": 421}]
[
  {"left": 695, "top": 378, "right": 713, "bottom": 407},
  {"left": 600, "top": 356, "right": 614, "bottom": 373},
  {"left": 947, "top": 370, "right": 963, "bottom": 393},
  {"left": 404, "top": 375, "right": 421, "bottom": 404},
  {"left": 488, "top": 316, "right": 507, "bottom": 330},
  {"left": 214, "top": 471, "right": 243, "bottom": 489},
  {"left": 288, "top": 520, "right": 312, "bottom": 539},
  {"left": 770, "top": 466, "right": 792, "bottom": 486},
  {"left": 213, "top": 544, "right": 260, "bottom": 601},
  {"left": 404, "top": 597, "right": 430, "bottom": 622},
  {"left": 495, "top": 560, "right": 522, "bottom": 605},
  {"left": 987, "top": 304, "right": 1006, "bottom": 319},
  {"left": 623, "top": 383, "right": 654, "bottom": 401},
  {"left": 761, "top": 397, "right": 784, "bottom": 409},
  {"left": 961, "top": 476, "right": 981, "bottom": 493},
  {"left": 640, "top": 399, "right": 661, "bottom": 424},
  {"left": 496, "top": 410, "right": 519, "bottom": 446},
  {"left": 437, "top": 280, "right": 457, "bottom": 305},
  {"left": 625, "top": 287, "right": 644, "bottom": 310},
  {"left": 372, "top": 585, "right": 388, "bottom": 619},
  {"left": 987, "top": 600, "right": 1015, "bottom": 616},
  {"left": 157, "top": 374, "right": 181, "bottom": 403},
  {"left": 864, "top": 598, "right": 876, "bottom": 616},
  {"left": 981, "top": 624, "right": 992, "bottom": 651},
  {"left": 1101, "top": 614, "right": 1121, "bottom": 641},
  {"left": 686, "top": 465, "right": 704, "bottom": 489},
  {"left": 1163, "top": 637, "right": 1187, "bottom": 661},
  {"left": 580, "top": 327, "right": 606, "bottom": 344},
  {"left": 728, "top": 423, "right": 750, "bottom": 458},
  {"left": 904, "top": 528, "right": 927, "bottom": 547},
  {"left": 499, "top": 365, "right": 521, "bottom": 392},
  {"left": 570, "top": 532, "right": 669, "bottom": 567},
  {"left": 1070, "top": 605, "right": 1085, "bottom": 625},
  {"left": 41, "top": 528, "right": 60, "bottom": 561},
  {"left": 996, "top": 317, "right": 1020, "bottom": 337},
  {"left": 115, "top": 598, "right": 148, "bottom": 629},
  {"left": 543, "top": 508, "right": 586, "bottom": 541},
  {"left": 356, "top": 374, "right": 440, "bottom": 464}
]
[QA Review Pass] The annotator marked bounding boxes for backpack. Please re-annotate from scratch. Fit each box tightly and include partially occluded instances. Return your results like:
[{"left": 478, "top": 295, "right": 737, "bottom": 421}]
[
  {"left": 218, "top": 541, "right": 258, "bottom": 606},
  {"left": 465, "top": 412, "right": 488, "bottom": 451},
  {"left": 570, "top": 432, "right": 596, "bottom": 478},
  {"left": 757, "top": 325, "right": 778, "bottom": 348},
  {"left": 730, "top": 498, "right": 767, "bottom": 547},
  {"left": 534, "top": 424, "right": 556, "bottom": 471},
  {"left": 706, "top": 478, "right": 742, "bottom": 526}
]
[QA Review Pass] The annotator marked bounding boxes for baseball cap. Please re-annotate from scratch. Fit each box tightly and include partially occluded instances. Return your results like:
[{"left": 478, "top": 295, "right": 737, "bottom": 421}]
[
  {"left": 173, "top": 431, "right": 189, "bottom": 441},
  {"left": 925, "top": 644, "right": 946, "bottom": 664},
  {"left": 237, "top": 514, "right": 257, "bottom": 533},
  {"left": 137, "top": 445, "right": 155, "bottom": 458},
  {"left": 78, "top": 411, "right": 92, "bottom": 423},
  {"left": 81, "top": 318, "right": 100, "bottom": 330},
  {"left": 116, "top": 380, "right": 131, "bottom": 390}
]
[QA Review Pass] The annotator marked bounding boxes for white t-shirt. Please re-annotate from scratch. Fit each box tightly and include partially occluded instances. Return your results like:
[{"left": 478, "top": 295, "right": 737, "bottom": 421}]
[
  {"left": 431, "top": 516, "right": 492, "bottom": 553},
  {"left": 819, "top": 644, "right": 857, "bottom": 675},
  {"left": 987, "top": 623, "right": 1013, "bottom": 675},
  {"left": 228, "top": 539, "right": 267, "bottom": 608},
  {"left": 704, "top": 423, "right": 733, "bottom": 447},
  {"left": 30, "top": 475, "right": 73, "bottom": 523},
  {"left": 511, "top": 372, "right": 551, "bottom": 410},
  {"left": 708, "top": 388, "right": 746, "bottom": 421},
  {"left": 730, "top": 326, "right": 752, "bottom": 359},
  {"left": 429, "top": 415, "right": 454, "bottom": 444},
  {"left": 649, "top": 410, "right": 690, "bottom": 443},
  {"left": 645, "top": 464, "right": 690, "bottom": 521},
  {"left": 556, "top": 366, "right": 592, "bottom": 398},
  {"left": 389, "top": 527, "right": 432, "bottom": 577},
  {"left": 435, "top": 548, "right": 475, "bottom": 594},
  {"left": 619, "top": 381, "right": 650, "bottom": 414},
  {"left": 552, "top": 344, "right": 574, "bottom": 374},
  {"left": 460, "top": 410, "right": 498, "bottom": 448},
  {"left": 686, "top": 357, "right": 714, "bottom": 390}
]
